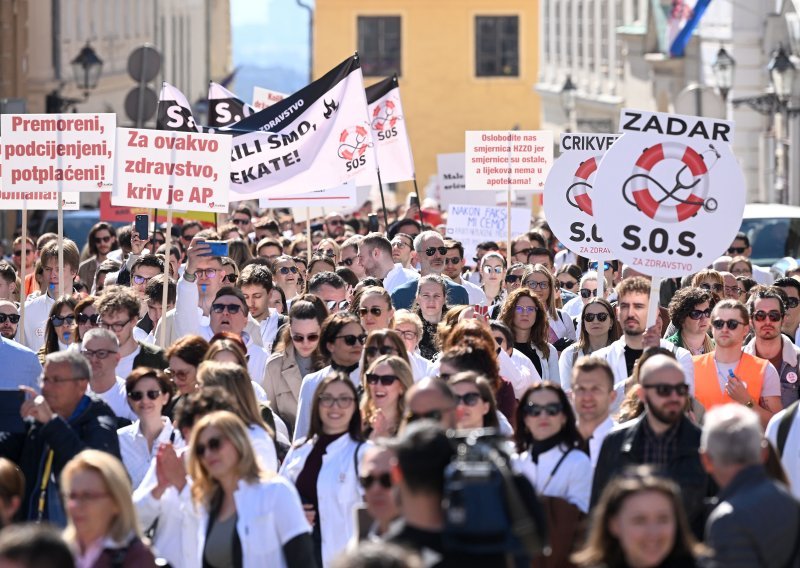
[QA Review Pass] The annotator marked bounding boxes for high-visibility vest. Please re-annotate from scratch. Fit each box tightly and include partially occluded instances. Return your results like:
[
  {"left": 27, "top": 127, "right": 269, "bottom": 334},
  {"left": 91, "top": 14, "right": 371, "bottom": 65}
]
[{"left": 692, "top": 352, "right": 766, "bottom": 411}]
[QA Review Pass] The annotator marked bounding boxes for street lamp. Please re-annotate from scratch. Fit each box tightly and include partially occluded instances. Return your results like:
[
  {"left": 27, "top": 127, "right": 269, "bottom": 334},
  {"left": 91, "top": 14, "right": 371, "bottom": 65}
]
[
  {"left": 560, "top": 75, "right": 577, "bottom": 132},
  {"left": 71, "top": 42, "right": 104, "bottom": 98},
  {"left": 712, "top": 46, "right": 735, "bottom": 101},
  {"left": 768, "top": 45, "right": 796, "bottom": 102}
]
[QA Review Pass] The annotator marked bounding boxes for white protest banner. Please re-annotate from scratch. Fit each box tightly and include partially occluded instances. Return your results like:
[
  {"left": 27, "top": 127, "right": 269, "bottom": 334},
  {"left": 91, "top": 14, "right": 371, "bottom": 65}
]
[
  {"left": 0, "top": 140, "right": 80, "bottom": 209},
  {"left": 464, "top": 131, "right": 553, "bottom": 191},
  {"left": 366, "top": 75, "right": 415, "bottom": 184},
  {"left": 446, "top": 204, "right": 529, "bottom": 263},
  {"left": 112, "top": 127, "right": 231, "bottom": 214},
  {"left": 0, "top": 113, "right": 115, "bottom": 192},
  {"left": 543, "top": 133, "right": 619, "bottom": 260},
  {"left": 438, "top": 153, "right": 531, "bottom": 209},
  {"left": 594, "top": 109, "right": 745, "bottom": 326},
  {"left": 208, "top": 82, "right": 256, "bottom": 129},
  {"left": 252, "top": 86, "right": 287, "bottom": 111},
  {"left": 259, "top": 181, "right": 357, "bottom": 209}
]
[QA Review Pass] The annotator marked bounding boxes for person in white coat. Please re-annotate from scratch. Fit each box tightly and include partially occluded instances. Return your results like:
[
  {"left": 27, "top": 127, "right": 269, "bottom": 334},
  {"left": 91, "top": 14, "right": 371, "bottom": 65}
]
[
  {"left": 183, "top": 410, "right": 315, "bottom": 568},
  {"left": 513, "top": 382, "right": 592, "bottom": 514},
  {"left": 559, "top": 298, "right": 621, "bottom": 393},
  {"left": 280, "top": 372, "right": 368, "bottom": 568}
]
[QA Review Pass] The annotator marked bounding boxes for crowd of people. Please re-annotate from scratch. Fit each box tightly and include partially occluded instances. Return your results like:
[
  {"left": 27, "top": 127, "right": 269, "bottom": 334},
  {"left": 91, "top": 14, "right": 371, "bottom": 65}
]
[{"left": 0, "top": 203, "right": 799, "bottom": 568}]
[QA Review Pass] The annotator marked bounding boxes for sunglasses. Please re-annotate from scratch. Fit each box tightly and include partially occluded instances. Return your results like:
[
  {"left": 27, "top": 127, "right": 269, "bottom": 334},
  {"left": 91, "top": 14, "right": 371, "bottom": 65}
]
[
  {"left": 482, "top": 266, "right": 504, "bottom": 274},
  {"left": 711, "top": 319, "right": 745, "bottom": 330},
  {"left": 425, "top": 246, "right": 448, "bottom": 257},
  {"left": 152, "top": 238, "right": 166, "bottom": 246},
  {"left": 583, "top": 312, "right": 609, "bottom": 323},
  {"left": 0, "top": 313, "right": 20, "bottom": 324},
  {"left": 165, "top": 367, "right": 190, "bottom": 380},
  {"left": 128, "top": 389, "right": 161, "bottom": 401},
  {"left": 785, "top": 297, "right": 800, "bottom": 309},
  {"left": 278, "top": 266, "right": 299, "bottom": 275},
  {"left": 515, "top": 305, "right": 536, "bottom": 314},
  {"left": 365, "top": 345, "right": 397, "bottom": 358},
  {"left": 196, "top": 436, "right": 225, "bottom": 458},
  {"left": 525, "top": 280, "right": 549, "bottom": 290},
  {"left": 328, "top": 219, "right": 345, "bottom": 226},
  {"left": 522, "top": 402, "right": 563, "bottom": 417},
  {"left": 225, "top": 274, "right": 237, "bottom": 283},
  {"left": 76, "top": 313, "right": 100, "bottom": 326},
  {"left": 366, "top": 373, "right": 398, "bottom": 386},
  {"left": 513, "top": 247, "right": 533, "bottom": 257},
  {"left": 291, "top": 333, "right": 320, "bottom": 343},
  {"left": 723, "top": 285, "right": 742, "bottom": 296},
  {"left": 753, "top": 310, "right": 783, "bottom": 322},
  {"left": 211, "top": 303, "right": 243, "bottom": 314},
  {"left": 319, "top": 395, "right": 355, "bottom": 408},
  {"left": 392, "top": 240, "right": 412, "bottom": 250},
  {"left": 699, "top": 283, "right": 724, "bottom": 293},
  {"left": 688, "top": 308, "right": 712, "bottom": 320},
  {"left": 231, "top": 218, "right": 250, "bottom": 225},
  {"left": 326, "top": 299, "right": 349, "bottom": 312},
  {"left": 359, "top": 473, "right": 392, "bottom": 490},
  {"left": 558, "top": 280, "right": 577, "bottom": 290},
  {"left": 444, "top": 257, "right": 462, "bottom": 265},
  {"left": 505, "top": 274, "right": 522, "bottom": 284},
  {"left": 455, "top": 392, "right": 483, "bottom": 407},
  {"left": 727, "top": 246, "right": 747, "bottom": 255},
  {"left": 12, "top": 250, "right": 32, "bottom": 257},
  {"left": 588, "top": 261, "right": 611, "bottom": 271},
  {"left": 340, "top": 257, "right": 356, "bottom": 267},
  {"left": 358, "top": 306, "right": 384, "bottom": 317},
  {"left": 336, "top": 333, "right": 367, "bottom": 346},
  {"left": 94, "top": 235, "right": 113, "bottom": 244},
  {"left": 50, "top": 315, "right": 75, "bottom": 327},
  {"left": 580, "top": 288, "right": 598, "bottom": 299},
  {"left": 132, "top": 275, "right": 154, "bottom": 286},
  {"left": 405, "top": 409, "right": 446, "bottom": 423},
  {"left": 642, "top": 383, "right": 690, "bottom": 397}
]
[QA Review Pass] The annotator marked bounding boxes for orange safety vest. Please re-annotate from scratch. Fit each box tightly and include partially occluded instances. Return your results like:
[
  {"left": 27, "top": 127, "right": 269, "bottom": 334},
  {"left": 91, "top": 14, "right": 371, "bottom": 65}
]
[{"left": 693, "top": 352, "right": 767, "bottom": 411}]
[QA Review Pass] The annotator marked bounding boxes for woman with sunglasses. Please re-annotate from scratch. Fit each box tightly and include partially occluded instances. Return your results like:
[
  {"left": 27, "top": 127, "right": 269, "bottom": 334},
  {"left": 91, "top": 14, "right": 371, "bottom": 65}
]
[
  {"left": 280, "top": 372, "right": 367, "bottom": 567},
  {"left": 293, "top": 313, "right": 366, "bottom": 442},
  {"left": 354, "top": 286, "right": 395, "bottom": 333},
  {"left": 361, "top": 355, "right": 414, "bottom": 440},
  {"left": 498, "top": 288, "right": 560, "bottom": 384},
  {"left": 315, "top": 238, "right": 341, "bottom": 263},
  {"left": 413, "top": 274, "right": 448, "bottom": 361},
  {"left": 562, "top": 270, "right": 607, "bottom": 319},
  {"left": 523, "top": 264, "right": 577, "bottom": 352},
  {"left": 271, "top": 255, "right": 301, "bottom": 301},
  {"left": 666, "top": 287, "right": 715, "bottom": 356},
  {"left": 555, "top": 264, "right": 582, "bottom": 294},
  {"left": 37, "top": 295, "right": 77, "bottom": 364},
  {"left": 450, "top": 372, "right": 500, "bottom": 430},
  {"left": 559, "top": 299, "right": 621, "bottom": 392},
  {"left": 479, "top": 252, "right": 507, "bottom": 308},
  {"left": 514, "top": 382, "right": 592, "bottom": 515},
  {"left": 184, "top": 411, "right": 315, "bottom": 568},
  {"left": 265, "top": 297, "right": 328, "bottom": 435},
  {"left": 117, "top": 368, "right": 178, "bottom": 489},
  {"left": 164, "top": 334, "right": 209, "bottom": 419},
  {"left": 72, "top": 295, "right": 99, "bottom": 346},
  {"left": 361, "top": 329, "right": 409, "bottom": 375},
  {"left": 690, "top": 269, "right": 725, "bottom": 299}
]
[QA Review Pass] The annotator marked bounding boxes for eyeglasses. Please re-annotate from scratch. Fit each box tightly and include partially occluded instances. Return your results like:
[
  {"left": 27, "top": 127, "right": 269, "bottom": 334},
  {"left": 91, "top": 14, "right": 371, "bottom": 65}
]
[
  {"left": 336, "top": 333, "right": 367, "bottom": 346},
  {"left": 81, "top": 348, "right": 118, "bottom": 360},
  {"left": 132, "top": 274, "right": 155, "bottom": 286},
  {"left": 76, "top": 313, "right": 100, "bottom": 326},
  {"left": 515, "top": 305, "right": 536, "bottom": 314},
  {"left": 397, "top": 329, "right": 418, "bottom": 341},
  {"left": 711, "top": 319, "right": 745, "bottom": 330},
  {"left": 505, "top": 274, "right": 522, "bottom": 284},
  {"left": 0, "top": 313, "right": 20, "bottom": 324},
  {"left": 340, "top": 257, "right": 356, "bottom": 267},
  {"left": 365, "top": 345, "right": 397, "bottom": 358},
  {"left": 99, "top": 318, "right": 132, "bottom": 332},
  {"left": 727, "top": 246, "right": 747, "bottom": 255},
  {"left": 786, "top": 297, "right": 800, "bottom": 309},
  {"left": 12, "top": 249, "right": 32, "bottom": 257},
  {"left": 94, "top": 235, "right": 113, "bottom": 244},
  {"left": 319, "top": 394, "right": 355, "bottom": 408},
  {"left": 558, "top": 280, "right": 577, "bottom": 290},
  {"left": 50, "top": 315, "right": 75, "bottom": 327},
  {"left": 358, "top": 306, "right": 384, "bottom": 317},
  {"left": 753, "top": 310, "right": 783, "bottom": 322},
  {"left": 512, "top": 247, "right": 533, "bottom": 257},
  {"left": 359, "top": 473, "right": 392, "bottom": 490},
  {"left": 366, "top": 373, "right": 399, "bottom": 386},
  {"left": 525, "top": 280, "right": 549, "bottom": 290},
  {"left": 580, "top": 288, "right": 598, "bottom": 299},
  {"left": 589, "top": 261, "right": 612, "bottom": 272},
  {"left": 425, "top": 246, "right": 448, "bottom": 257},
  {"left": 40, "top": 375, "right": 83, "bottom": 385},
  {"left": 699, "top": 283, "right": 724, "bottom": 293},
  {"left": 277, "top": 266, "right": 298, "bottom": 275},
  {"left": 211, "top": 303, "right": 243, "bottom": 315},
  {"left": 66, "top": 491, "right": 110, "bottom": 504},
  {"left": 128, "top": 389, "right": 161, "bottom": 401},
  {"left": 483, "top": 266, "right": 504, "bottom": 274},
  {"left": 194, "top": 268, "right": 219, "bottom": 279},
  {"left": 444, "top": 257, "right": 462, "bottom": 265},
  {"left": 723, "top": 285, "right": 741, "bottom": 296},
  {"left": 583, "top": 312, "right": 609, "bottom": 323},
  {"left": 455, "top": 392, "right": 483, "bottom": 407},
  {"left": 688, "top": 308, "right": 712, "bottom": 320},
  {"left": 196, "top": 436, "right": 225, "bottom": 458},
  {"left": 291, "top": 333, "right": 320, "bottom": 343},
  {"left": 391, "top": 240, "right": 411, "bottom": 250},
  {"left": 165, "top": 368, "right": 190, "bottom": 380},
  {"left": 316, "top": 249, "right": 336, "bottom": 258},
  {"left": 642, "top": 383, "right": 690, "bottom": 397},
  {"left": 231, "top": 218, "right": 250, "bottom": 226},
  {"left": 522, "top": 402, "right": 563, "bottom": 417},
  {"left": 405, "top": 409, "right": 448, "bottom": 423}
]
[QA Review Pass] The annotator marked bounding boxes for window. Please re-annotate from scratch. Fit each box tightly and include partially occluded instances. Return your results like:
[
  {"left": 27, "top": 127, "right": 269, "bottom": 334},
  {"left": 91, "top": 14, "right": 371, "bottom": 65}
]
[
  {"left": 475, "top": 16, "right": 519, "bottom": 77},
  {"left": 357, "top": 16, "right": 401, "bottom": 77}
]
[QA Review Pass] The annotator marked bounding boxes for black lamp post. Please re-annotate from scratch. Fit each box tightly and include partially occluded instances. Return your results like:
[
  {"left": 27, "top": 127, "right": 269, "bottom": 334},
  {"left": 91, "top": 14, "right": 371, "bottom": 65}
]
[
  {"left": 560, "top": 75, "right": 577, "bottom": 132},
  {"left": 712, "top": 46, "right": 735, "bottom": 101},
  {"left": 46, "top": 42, "right": 103, "bottom": 113}
]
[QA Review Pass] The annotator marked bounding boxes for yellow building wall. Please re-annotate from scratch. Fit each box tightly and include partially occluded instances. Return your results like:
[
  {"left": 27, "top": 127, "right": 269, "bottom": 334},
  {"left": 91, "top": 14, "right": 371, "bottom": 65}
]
[{"left": 314, "top": 0, "right": 540, "bottom": 202}]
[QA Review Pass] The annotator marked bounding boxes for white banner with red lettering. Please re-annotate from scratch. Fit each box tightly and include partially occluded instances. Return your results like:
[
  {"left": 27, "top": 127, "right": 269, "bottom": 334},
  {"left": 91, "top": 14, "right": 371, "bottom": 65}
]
[{"left": 366, "top": 75, "right": 415, "bottom": 184}]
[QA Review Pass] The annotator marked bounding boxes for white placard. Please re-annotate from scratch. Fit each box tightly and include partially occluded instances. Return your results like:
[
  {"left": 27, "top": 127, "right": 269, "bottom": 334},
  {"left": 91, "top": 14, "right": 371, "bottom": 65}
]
[
  {"left": 252, "top": 86, "right": 287, "bottom": 111},
  {"left": 543, "top": 134, "right": 619, "bottom": 260},
  {"left": 464, "top": 130, "right": 553, "bottom": 191},
  {"left": 445, "top": 204, "right": 530, "bottom": 263},
  {"left": 258, "top": 181, "right": 357, "bottom": 209},
  {"left": 593, "top": 109, "right": 745, "bottom": 277},
  {"left": 0, "top": 113, "right": 116, "bottom": 192},
  {"left": 438, "top": 153, "right": 531, "bottom": 209},
  {"left": 112, "top": 127, "right": 231, "bottom": 213}
]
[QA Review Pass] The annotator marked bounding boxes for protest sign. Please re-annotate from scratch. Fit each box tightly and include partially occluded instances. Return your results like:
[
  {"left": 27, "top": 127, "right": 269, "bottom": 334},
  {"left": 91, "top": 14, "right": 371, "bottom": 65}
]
[
  {"left": 464, "top": 131, "right": 553, "bottom": 191},
  {"left": 259, "top": 181, "right": 357, "bottom": 209},
  {"left": 543, "top": 133, "right": 619, "bottom": 260},
  {"left": 98, "top": 193, "right": 216, "bottom": 225},
  {"left": 112, "top": 127, "right": 231, "bottom": 214},
  {"left": 446, "top": 204, "right": 529, "bottom": 263},
  {"left": 252, "top": 86, "right": 287, "bottom": 110},
  {"left": 0, "top": 113, "right": 116, "bottom": 192},
  {"left": 366, "top": 75, "right": 415, "bottom": 184},
  {"left": 438, "top": 153, "right": 531, "bottom": 209},
  {"left": 156, "top": 82, "right": 202, "bottom": 132},
  {"left": 208, "top": 82, "right": 256, "bottom": 129}
]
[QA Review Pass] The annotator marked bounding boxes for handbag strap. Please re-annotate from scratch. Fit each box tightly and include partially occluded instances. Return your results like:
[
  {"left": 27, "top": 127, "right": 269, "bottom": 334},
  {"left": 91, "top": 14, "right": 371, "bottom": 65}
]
[
  {"left": 539, "top": 448, "right": 572, "bottom": 495},
  {"left": 36, "top": 449, "right": 54, "bottom": 523}
]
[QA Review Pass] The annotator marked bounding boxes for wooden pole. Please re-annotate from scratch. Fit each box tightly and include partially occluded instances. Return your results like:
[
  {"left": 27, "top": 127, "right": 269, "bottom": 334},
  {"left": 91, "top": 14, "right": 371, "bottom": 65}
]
[
  {"left": 159, "top": 208, "right": 173, "bottom": 348},
  {"left": 57, "top": 194, "right": 64, "bottom": 298},
  {"left": 19, "top": 205, "right": 27, "bottom": 345}
]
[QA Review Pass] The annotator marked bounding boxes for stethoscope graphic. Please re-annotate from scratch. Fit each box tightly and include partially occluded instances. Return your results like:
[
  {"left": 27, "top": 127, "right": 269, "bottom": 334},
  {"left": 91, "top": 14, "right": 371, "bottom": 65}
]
[{"left": 337, "top": 125, "right": 373, "bottom": 160}]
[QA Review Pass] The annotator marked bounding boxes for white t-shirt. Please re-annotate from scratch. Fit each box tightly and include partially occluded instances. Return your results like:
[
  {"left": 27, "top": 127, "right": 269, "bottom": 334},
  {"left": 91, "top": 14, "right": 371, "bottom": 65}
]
[
  {"left": 87, "top": 377, "right": 137, "bottom": 423},
  {"left": 116, "top": 346, "right": 141, "bottom": 380},
  {"left": 714, "top": 359, "right": 781, "bottom": 397}
]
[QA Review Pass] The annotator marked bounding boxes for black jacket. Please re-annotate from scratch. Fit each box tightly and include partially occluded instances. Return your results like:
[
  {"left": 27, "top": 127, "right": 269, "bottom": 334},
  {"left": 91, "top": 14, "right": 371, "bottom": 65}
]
[
  {"left": 0, "top": 394, "right": 121, "bottom": 521},
  {"left": 591, "top": 414, "right": 716, "bottom": 538},
  {"left": 132, "top": 341, "right": 168, "bottom": 371}
]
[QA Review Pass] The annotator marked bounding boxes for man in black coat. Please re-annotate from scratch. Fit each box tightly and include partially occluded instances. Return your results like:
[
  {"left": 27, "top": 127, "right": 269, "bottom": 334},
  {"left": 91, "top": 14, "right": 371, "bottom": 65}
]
[
  {"left": 592, "top": 353, "right": 715, "bottom": 537},
  {"left": 0, "top": 350, "right": 120, "bottom": 523}
]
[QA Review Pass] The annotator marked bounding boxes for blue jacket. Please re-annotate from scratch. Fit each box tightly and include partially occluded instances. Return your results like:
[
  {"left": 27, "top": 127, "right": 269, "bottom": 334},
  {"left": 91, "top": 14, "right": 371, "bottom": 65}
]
[{"left": 390, "top": 278, "right": 470, "bottom": 310}]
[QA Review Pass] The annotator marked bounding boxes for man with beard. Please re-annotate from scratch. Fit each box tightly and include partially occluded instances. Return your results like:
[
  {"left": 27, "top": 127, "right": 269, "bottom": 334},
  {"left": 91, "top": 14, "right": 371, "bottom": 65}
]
[
  {"left": 774, "top": 277, "right": 800, "bottom": 344},
  {"left": 595, "top": 277, "right": 695, "bottom": 413},
  {"left": 694, "top": 298, "right": 782, "bottom": 428},
  {"left": 443, "top": 241, "right": 486, "bottom": 305},
  {"left": 357, "top": 234, "right": 418, "bottom": 294},
  {"left": 592, "top": 353, "right": 715, "bottom": 537},
  {"left": 323, "top": 212, "right": 347, "bottom": 239},
  {"left": 78, "top": 222, "right": 117, "bottom": 286},
  {"left": 389, "top": 233, "right": 415, "bottom": 270},
  {"left": 0, "top": 301, "right": 20, "bottom": 340}
]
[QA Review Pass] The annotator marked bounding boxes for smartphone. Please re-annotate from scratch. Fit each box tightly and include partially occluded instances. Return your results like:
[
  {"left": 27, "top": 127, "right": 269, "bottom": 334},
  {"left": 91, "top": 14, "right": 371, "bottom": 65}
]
[
  {"left": 367, "top": 214, "right": 379, "bottom": 233},
  {"left": 202, "top": 240, "right": 230, "bottom": 257},
  {"left": 0, "top": 390, "right": 25, "bottom": 433},
  {"left": 134, "top": 214, "right": 149, "bottom": 241},
  {"left": 410, "top": 195, "right": 420, "bottom": 208}
]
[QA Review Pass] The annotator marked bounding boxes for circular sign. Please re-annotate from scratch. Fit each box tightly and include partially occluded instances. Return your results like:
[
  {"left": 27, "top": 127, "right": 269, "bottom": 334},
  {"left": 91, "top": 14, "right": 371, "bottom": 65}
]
[
  {"left": 124, "top": 86, "right": 158, "bottom": 124},
  {"left": 543, "top": 134, "right": 618, "bottom": 261},
  {"left": 593, "top": 120, "right": 745, "bottom": 278},
  {"left": 127, "top": 45, "right": 162, "bottom": 83}
]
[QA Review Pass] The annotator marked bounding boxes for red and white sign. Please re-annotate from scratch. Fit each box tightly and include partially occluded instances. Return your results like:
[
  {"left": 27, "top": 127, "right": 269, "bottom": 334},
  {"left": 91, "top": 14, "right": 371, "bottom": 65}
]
[
  {"left": 465, "top": 130, "right": 553, "bottom": 191},
  {"left": 366, "top": 76, "right": 415, "bottom": 184},
  {"left": 252, "top": 86, "right": 287, "bottom": 110},
  {"left": 259, "top": 181, "right": 357, "bottom": 209},
  {"left": 0, "top": 113, "right": 116, "bottom": 192},
  {"left": 112, "top": 127, "right": 231, "bottom": 213}
]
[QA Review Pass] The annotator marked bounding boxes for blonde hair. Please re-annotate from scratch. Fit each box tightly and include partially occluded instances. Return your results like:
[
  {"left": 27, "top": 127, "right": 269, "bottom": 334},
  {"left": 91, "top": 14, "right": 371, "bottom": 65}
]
[
  {"left": 393, "top": 309, "right": 423, "bottom": 338},
  {"left": 360, "top": 355, "right": 415, "bottom": 432},
  {"left": 188, "top": 411, "right": 266, "bottom": 506},
  {"left": 61, "top": 450, "right": 141, "bottom": 545},
  {"left": 196, "top": 360, "right": 272, "bottom": 436}
]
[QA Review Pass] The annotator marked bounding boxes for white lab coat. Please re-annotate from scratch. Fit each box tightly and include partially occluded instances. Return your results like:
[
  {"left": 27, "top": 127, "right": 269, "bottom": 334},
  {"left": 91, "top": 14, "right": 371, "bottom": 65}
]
[
  {"left": 293, "top": 365, "right": 361, "bottom": 442},
  {"left": 513, "top": 444, "right": 592, "bottom": 513}
]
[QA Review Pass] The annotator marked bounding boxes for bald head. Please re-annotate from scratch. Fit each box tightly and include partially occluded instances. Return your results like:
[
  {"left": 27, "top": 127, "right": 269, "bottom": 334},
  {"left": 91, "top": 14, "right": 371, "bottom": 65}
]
[
  {"left": 0, "top": 300, "right": 19, "bottom": 340},
  {"left": 403, "top": 377, "right": 457, "bottom": 430},
  {"left": 639, "top": 354, "right": 684, "bottom": 385}
]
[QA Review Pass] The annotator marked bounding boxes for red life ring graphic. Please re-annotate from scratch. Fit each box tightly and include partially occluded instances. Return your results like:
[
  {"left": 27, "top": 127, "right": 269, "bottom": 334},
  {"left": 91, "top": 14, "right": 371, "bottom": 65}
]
[
  {"left": 371, "top": 100, "right": 398, "bottom": 131},
  {"left": 622, "top": 142, "right": 719, "bottom": 223},
  {"left": 566, "top": 156, "right": 600, "bottom": 216},
  {"left": 338, "top": 125, "right": 370, "bottom": 160}
]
